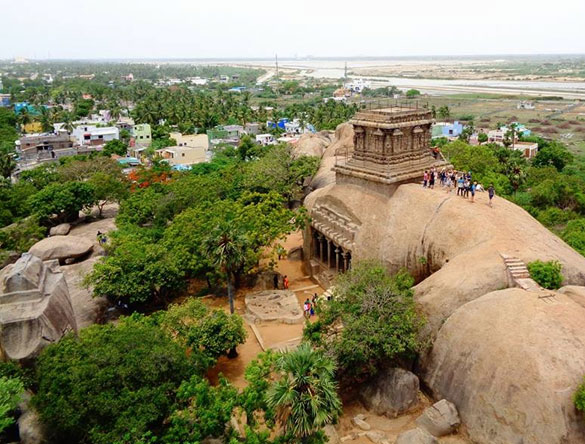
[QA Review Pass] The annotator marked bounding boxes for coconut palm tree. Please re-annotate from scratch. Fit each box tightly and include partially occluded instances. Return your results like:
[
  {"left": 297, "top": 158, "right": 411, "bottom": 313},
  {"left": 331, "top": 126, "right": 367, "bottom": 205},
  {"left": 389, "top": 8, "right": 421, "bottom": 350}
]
[{"left": 267, "top": 344, "right": 342, "bottom": 442}]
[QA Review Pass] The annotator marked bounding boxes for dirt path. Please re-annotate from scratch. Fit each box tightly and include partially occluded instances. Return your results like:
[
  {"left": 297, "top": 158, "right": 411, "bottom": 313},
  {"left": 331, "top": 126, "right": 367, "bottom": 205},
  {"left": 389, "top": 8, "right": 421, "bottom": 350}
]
[{"left": 207, "top": 230, "right": 323, "bottom": 388}]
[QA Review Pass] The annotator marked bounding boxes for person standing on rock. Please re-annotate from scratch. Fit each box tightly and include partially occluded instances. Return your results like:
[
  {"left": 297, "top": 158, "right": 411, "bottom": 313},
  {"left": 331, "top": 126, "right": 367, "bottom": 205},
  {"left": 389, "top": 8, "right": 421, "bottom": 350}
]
[
  {"left": 470, "top": 181, "right": 477, "bottom": 203},
  {"left": 429, "top": 168, "right": 435, "bottom": 189},
  {"left": 283, "top": 275, "right": 289, "bottom": 290},
  {"left": 488, "top": 184, "right": 496, "bottom": 207},
  {"left": 423, "top": 171, "right": 429, "bottom": 188}
]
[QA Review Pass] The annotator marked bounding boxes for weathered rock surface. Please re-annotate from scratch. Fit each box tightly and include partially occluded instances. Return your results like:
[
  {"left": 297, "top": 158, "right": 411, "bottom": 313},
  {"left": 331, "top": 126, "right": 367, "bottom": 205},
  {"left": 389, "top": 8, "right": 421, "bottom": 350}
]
[
  {"left": 415, "top": 399, "right": 460, "bottom": 437},
  {"left": 287, "top": 246, "right": 303, "bottom": 261},
  {"left": 29, "top": 235, "right": 93, "bottom": 263},
  {"left": 61, "top": 256, "right": 109, "bottom": 328},
  {"left": 395, "top": 428, "right": 438, "bottom": 444},
  {"left": 304, "top": 182, "right": 585, "bottom": 443},
  {"left": 49, "top": 223, "right": 71, "bottom": 236},
  {"left": 245, "top": 290, "right": 303, "bottom": 324},
  {"left": 422, "top": 288, "right": 585, "bottom": 443},
  {"left": 351, "top": 414, "right": 371, "bottom": 431},
  {"left": 293, "top": 131, "right": 333, "bottom": 158},
  {"left": 0, "top": 253, "right": 77, "bottom": 361},
  {"left": 18, "top": 391, "right": 46, "bottom": 444},
  {"left": 360, "top": 367, "right": 419, "bottom": 417},
  {"left": 310, "top": 122, "right": 354, "bottom": 190}
]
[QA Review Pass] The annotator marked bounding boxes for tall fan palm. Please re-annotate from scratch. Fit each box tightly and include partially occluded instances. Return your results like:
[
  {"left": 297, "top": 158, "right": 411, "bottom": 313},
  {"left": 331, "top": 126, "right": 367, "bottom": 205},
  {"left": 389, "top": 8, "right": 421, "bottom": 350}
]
[
  {"left": 204, "top": 224, "right": 248, "bottom": 316},
  {"left": 267, "top": 344, "right": 342, "bottom": 442}
]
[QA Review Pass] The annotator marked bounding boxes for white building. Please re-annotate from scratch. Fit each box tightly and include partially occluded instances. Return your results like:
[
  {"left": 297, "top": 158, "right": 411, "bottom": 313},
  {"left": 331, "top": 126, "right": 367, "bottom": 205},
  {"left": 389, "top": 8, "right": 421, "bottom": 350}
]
[
  {"left": 256, "top": 134, "right": 276, "bottom": 146},
  {"left": 71, "top": 125, "right": 119, "bottom": 146}
]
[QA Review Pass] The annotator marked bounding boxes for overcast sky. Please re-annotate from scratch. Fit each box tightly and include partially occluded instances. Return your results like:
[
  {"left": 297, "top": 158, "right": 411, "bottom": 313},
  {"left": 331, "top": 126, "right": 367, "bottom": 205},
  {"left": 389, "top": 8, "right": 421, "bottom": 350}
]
[{"left": 2, "top": 0, "right": 585, "bottom": 60}]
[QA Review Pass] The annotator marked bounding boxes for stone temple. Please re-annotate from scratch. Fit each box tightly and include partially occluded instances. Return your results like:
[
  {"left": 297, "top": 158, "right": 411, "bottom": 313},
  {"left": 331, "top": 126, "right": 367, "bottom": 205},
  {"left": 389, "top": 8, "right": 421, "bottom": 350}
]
[{"left": 307, "top": 106, "right": 450, "bottom": 280}]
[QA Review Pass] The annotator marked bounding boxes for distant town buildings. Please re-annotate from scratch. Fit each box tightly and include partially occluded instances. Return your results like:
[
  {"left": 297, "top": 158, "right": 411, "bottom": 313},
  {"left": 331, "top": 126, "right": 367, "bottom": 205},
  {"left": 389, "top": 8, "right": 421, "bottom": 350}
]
[
  {"left": 0, "top": 94, "right": 10, "bottom": 107},
  {"left": 432, "top": 121, "right": 464, "bottom": 138},
  {"left": 255, "top": 134, "right": 276, "bottom": 146}
]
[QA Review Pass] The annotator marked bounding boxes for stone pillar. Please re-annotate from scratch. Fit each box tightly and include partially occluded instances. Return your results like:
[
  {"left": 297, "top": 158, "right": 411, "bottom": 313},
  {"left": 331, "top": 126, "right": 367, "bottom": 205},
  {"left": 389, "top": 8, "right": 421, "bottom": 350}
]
[
  {"left": 335, "top": 247, "right": 341, "bottom": 271},
  {"left": 314, "top": 232, "right": 321, "bottom": 259},
  {"left": 319, "top": 235, "right": 325, "bottom": 263},
  {"left": 340, "top": 248, "right": 346, "bottom": 272},
  {"left": 345, "top": 252, "right": 352, "bottom": 270}
]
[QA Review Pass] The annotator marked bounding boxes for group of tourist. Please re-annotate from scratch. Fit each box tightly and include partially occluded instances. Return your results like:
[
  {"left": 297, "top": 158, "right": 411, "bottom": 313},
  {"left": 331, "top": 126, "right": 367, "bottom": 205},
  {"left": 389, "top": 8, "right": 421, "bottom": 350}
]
[
  {"left": 303, "top": 294, "right": 318, "bottom": 319},
  {"left": 423, "top": 168, "right": 496, "bottom": 206}
]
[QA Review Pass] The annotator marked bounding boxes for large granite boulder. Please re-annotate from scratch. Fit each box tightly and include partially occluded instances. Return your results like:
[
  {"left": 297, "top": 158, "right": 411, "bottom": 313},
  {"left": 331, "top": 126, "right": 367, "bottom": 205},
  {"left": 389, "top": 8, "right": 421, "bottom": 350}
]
[
  {"left": 0, "top": 253, "right": 77, "bottom": 361},
  {"left": 309, "top": 122, "right": 354, "bottom": 190},
  {"left": 422, "top": 288, "right": 585, "bottom": 443},
  {"left": 245, "top": 290, "right": 303, "bottom": 324},
  {"left": 49, "top": 223, "right": 71, "bottom": 236},
  {"left": 360, "top": 367, "right": 420, "bottom": 417},
  {"left": 415, "top": 399, "right": 460, "bottom": 437},
  {"left": 292, "top": 131, "right": 333, "bottom": 158},
  {"left": 29, "top": 235, "right": 93, "bottom": 263}
]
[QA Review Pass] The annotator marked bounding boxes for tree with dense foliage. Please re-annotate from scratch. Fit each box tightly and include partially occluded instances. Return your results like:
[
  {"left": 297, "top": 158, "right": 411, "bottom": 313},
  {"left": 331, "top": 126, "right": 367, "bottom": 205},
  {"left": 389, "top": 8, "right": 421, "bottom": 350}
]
[
  {"left": 267, "top": 343, "right": 341, "bottom": 443},
  {"left": 406, "top": 89, "right": 421, "bottom": 98},
  {"left": 162, "top": 376, "right": 239, "bottom": 444},
  {"left": 533, "top": 141, "right": 574, "bottom": 171},
  {"left": 84, "top": 237, "right": 185, "bottom": 307},
  {"left": 28, "top": 181, "right": 95, "bottom": 223},
  {"left": 102, "top": 139, "right": 128, "bottom": 157},
  {"left": 159, "top": 298, "right": 246, "bottom": 361},
  {"left": 88, "top": 172, "right": 128, "bottom": 217},
  {"left": 305, "top": 261, "right": 423, "bottom": 385},
  {"left": 33, "top": 315, "right": 198, "bottom": 444}
]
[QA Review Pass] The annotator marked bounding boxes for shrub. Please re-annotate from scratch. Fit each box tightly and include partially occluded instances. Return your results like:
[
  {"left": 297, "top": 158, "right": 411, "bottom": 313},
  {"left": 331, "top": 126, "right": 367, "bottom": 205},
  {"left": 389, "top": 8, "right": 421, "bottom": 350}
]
[
  {"left": 33, "top": 315, "right": 198, "bottom": 444},
  {"left": 0, "top": 376, "right": 24, "bottom": 435},
  {"left": 527, "top": 260, "right": 563, "bottom": 289},
  {"left": 575, "top": 377, "right": 585, "bottom": 421},
  {"left": 304, "top": 260, "right": 423, "bottom": 385},
  {"left": 537, "top": 207, "right": 578, "bottom": 229}
]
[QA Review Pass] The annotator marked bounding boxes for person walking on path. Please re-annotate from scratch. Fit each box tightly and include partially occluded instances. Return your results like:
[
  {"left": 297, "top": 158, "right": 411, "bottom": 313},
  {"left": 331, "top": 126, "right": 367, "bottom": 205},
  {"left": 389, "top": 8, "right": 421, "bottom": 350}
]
[
  {"left": 283, "top": 275, "right": 289, "bottom": 290},
  {"left": 273, "top": 274, "right": 279, "bottom": 289},
  {"left": 470, "top": 181, "right": 477, "bottom": 203},
  {"left": 423, "top": 171, "right": 429, "bottom": 188},
  {"left": 488, "top": 184, "right": 496, "bottom": 207},
  {"left": 457, "top": 175, "right": 464, "bottom": 196},
  {"left": 303, "top": 298, "right": 311, "bottom": 319}
]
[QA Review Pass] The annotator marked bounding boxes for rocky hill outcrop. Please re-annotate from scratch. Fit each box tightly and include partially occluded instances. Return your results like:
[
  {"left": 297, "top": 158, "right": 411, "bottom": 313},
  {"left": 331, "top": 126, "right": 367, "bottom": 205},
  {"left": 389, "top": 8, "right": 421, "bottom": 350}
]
[
  {"left": 304, "top": 179, "right": 585, "bottom": 442},
  {"left": 0, "top": 253, "right": 77, "bottom": 361}
]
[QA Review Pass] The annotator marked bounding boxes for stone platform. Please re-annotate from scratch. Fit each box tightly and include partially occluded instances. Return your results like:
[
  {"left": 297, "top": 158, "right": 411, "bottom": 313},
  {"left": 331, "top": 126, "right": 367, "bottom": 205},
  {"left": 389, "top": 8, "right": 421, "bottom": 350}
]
[{"left": 244, "top": 290, "right": 303, "bottom": 324}]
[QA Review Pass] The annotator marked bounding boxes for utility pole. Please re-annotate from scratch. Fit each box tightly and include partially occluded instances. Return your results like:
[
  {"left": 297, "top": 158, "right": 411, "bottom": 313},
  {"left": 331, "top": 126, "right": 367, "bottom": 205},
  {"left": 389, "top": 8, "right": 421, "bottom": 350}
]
[
  {"left": 275, "top": 53, "right": 279, "bottom": 97},
  {"left": 344, "top": 61, "right": 348, "bottom": 83}
]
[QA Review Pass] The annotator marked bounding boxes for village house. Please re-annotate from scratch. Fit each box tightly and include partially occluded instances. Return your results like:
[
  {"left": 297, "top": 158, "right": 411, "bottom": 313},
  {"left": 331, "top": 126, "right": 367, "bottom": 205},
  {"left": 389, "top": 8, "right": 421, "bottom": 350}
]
[
  {"left": 132, "top": 123, "right": 152, "bottom": 146},
  {"left": 169, "top": 132, "right": 209, "bottom": 150},
  {"left": 71, "top": 125, "right": 119, "bottom": 146},
  {"left": 156, "top": 146, "right": 207, "bottom": 166}
]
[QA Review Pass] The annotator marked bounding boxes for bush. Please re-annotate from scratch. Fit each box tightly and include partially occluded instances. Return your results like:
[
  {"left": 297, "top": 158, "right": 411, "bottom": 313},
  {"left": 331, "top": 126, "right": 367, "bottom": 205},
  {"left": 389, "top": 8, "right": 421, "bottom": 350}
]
[
  {"left": 562, "top": 218, "right": 585, "bottom": 256},
  {"left": 304, "top": 261, "right": 423, "bottom": 385},
  {"left": 0, "top": 376, "right": 24, "bottom": 435},
  {"left": 537, "top": 207, "right": 578, "bottom": 229},
  {"left": 527, "top": 260, "right": 563, "bottom": 289},
  {"left": 575, "top": 377, "right": 585, "bottom": 421},
  {"left": 33, "top": 315, "right": 198, "bottom": 444}
]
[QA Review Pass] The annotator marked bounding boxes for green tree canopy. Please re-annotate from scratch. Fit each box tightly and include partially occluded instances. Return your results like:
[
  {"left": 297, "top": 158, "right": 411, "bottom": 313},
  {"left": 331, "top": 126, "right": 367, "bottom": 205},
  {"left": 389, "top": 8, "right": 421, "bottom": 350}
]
[
  {"left": 305, "top": 261, "right": 423, "bottom": 385},
  {"left": 33, "top": 315, "right": 198, "bottom": 444}
]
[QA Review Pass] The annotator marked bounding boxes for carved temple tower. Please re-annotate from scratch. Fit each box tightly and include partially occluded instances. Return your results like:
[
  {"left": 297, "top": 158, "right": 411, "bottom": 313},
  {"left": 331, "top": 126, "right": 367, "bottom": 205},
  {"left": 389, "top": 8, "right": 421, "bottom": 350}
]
[{"left": 333, "top": 107, "right": 450, "bottom": 194}]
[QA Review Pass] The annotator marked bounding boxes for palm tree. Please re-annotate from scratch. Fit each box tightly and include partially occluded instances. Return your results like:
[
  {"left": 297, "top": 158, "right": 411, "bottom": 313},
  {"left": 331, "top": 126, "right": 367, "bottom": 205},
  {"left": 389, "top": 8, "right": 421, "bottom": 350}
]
[
  {"left": 204, "top": 224, "right": 248, "bottom": 316},
  {"left": 267, "top": 344, "right": 342, "bottom": 442}
]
